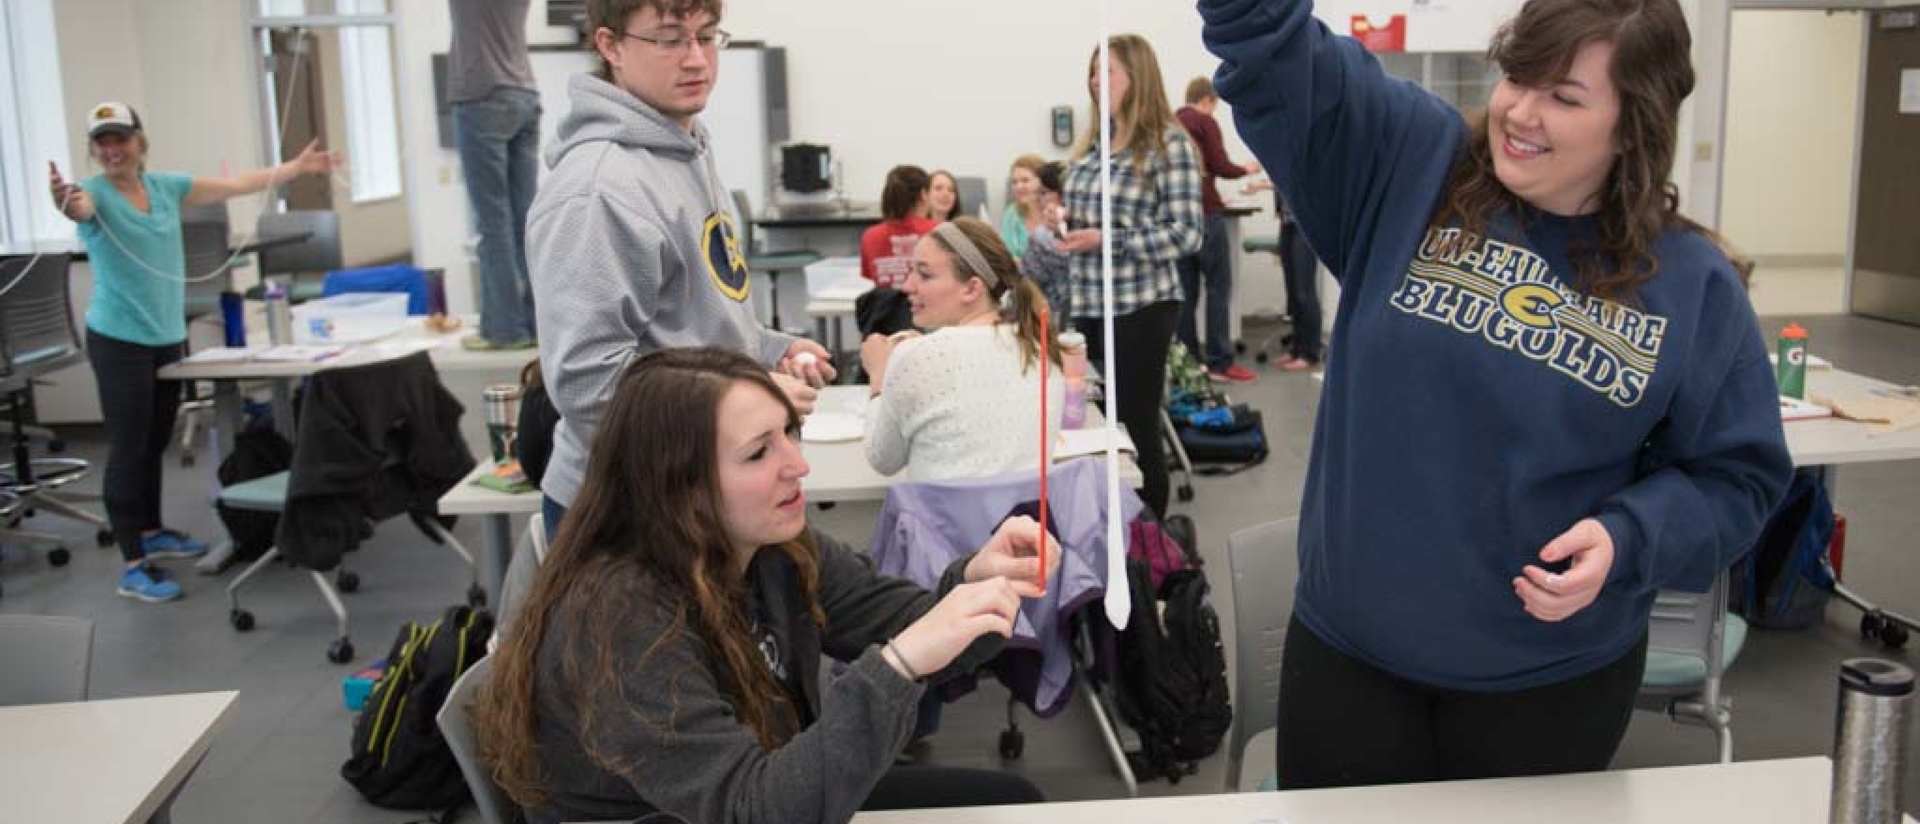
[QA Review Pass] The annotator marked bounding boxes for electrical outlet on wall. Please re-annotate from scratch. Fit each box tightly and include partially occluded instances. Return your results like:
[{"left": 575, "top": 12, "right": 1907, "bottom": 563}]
[
  {"left": 439, "top": 164, "right": 452, "bottom": 185},
  {"left": 1693, "top": 142, "right": 1714, "bottom": 163}
]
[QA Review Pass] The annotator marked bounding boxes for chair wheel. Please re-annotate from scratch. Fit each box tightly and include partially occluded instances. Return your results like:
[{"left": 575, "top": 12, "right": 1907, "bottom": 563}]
[
  {"left": 230, "top": 609, "right": 255, "bottom": 632},
  {"left": 1177, "top": 484, "right": 1195, "bottom": 503},
  {"left": 47, "top": 439, "right": 64, "bottom": 453},
  {"left": 467, "top": 583, "right": 488, "bottom": 609},
  {"left": 998, "top": 728, "right": 1025, "bottom": 760},
  {"left": 1882, "top": 622, "right": 1910, "bottom": 649},
  {"left": 336, "top": 570, "right": 360, "bottom": 593},
  {"left": 1234, "top": 341, "right": 1246, "bottom": 354},
  {"left": 328, "top": 639, "right": 355, "bottom": 664},
  {"left": 180, "top": 454, "right": 196, "bottom": 468},
  {"left": 48, "top": 548, "right": 70, "bottom": 567},
  {"left": 96, "top": 529, "right": 114, "bottom": 548},
  {"left": 1862, "top": 612, "right": 1888, "bottom": 640},
  {"left": 1254, "top": 351, "right": 1269, "bottom": 364}
]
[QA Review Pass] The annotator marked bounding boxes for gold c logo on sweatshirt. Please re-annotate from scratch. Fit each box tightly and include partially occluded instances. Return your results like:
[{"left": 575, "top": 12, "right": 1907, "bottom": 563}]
[{"left": 703, "top": 212, "right": 751, "bottom": 302}]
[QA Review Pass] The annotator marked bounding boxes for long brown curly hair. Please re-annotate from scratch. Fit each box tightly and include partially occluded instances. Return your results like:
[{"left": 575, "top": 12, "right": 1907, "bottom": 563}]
[
  {"left": 473, "top": 347, "right": 824, "bottom": 809},
  {"left": 1430, "top": 0, "right": 1699, "bottom": 303}
]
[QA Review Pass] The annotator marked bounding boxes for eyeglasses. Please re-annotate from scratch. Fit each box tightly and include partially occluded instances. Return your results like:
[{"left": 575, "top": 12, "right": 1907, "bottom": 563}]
[{"left": 618, "top": 28, "right": 732, "bottom": 55}]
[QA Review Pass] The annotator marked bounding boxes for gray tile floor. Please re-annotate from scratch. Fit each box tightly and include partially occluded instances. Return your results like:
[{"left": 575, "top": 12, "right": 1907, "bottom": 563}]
[{"left": 1, "top": 312, "right": 1915, "bottom": 823}]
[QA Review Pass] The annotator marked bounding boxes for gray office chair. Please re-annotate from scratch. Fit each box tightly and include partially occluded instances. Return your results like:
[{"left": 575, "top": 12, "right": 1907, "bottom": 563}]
[
  {"left": 1638, "top": 569, "right": 1744, "bottom": 763},
  {"left": 176, "top": 203, "right": 233, "bottom": 467},
  {"left": 954, "top": 175, "right": 990, "bottom": 221},
  {"left": 0, "top": 253, "right": 111, "bottom": 567},
  {"left": 438, "top": 656, "right": 524, "bottom": 824},
  {"left": 731, "top": 190, "right": 821, "bottom": 334},
  {"left": 1224, "top": 517, "right": 1298, "bottom": 791},
  {"left": 252, "top": 210, "right": 341, "bottom": 303},
  {"left": 0, "top": 613, "right": 93, "bottom": 705},
  {"left": 490, "top": 512, "right": 546, "bottom": 651}
]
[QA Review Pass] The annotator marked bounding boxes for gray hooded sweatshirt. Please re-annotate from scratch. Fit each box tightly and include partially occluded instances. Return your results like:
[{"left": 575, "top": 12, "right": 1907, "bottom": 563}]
[{"left": 530, "top": 73, "right": 794, "bottom": 507}]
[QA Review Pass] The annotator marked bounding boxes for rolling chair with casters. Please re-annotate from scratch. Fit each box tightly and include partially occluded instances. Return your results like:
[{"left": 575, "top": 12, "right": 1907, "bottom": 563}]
[
  {"left": 1239, "top": 236, "right": 1291, "bottom": 364},
  {"left": 731, "top": 190, "right": 821, "bottom": 334},
  {"left": 1638, "top": 569, "right": 1744, "bottom": 763},
  {"left": 246, "top": 210, "right": 342, "bottom": 303},
  {"left": 0, "top": 613, "right": 93, "bottom": 705},
  {"left": 0, "top": 253, "right": 113, "bottom": 555},
  {"left": 220, "top": 353, "right": 482, "bottom": 663},
  {"left": 175, "top": 203, "right": 233, "bottom": 468},
  {"left": 1223, "top": 517, "right": 1297, "bottom": 792}
]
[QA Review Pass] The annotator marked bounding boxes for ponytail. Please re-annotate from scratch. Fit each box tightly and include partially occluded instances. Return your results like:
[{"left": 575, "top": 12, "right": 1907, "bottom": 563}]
[{"left": 1005, "top": 276, "right": 1060, "bottom": 375}]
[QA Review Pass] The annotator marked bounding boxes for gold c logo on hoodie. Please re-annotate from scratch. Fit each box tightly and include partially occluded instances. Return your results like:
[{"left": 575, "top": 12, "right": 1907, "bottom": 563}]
[{"left": 703, "top": 212, "right": 751, "bottom": 302}]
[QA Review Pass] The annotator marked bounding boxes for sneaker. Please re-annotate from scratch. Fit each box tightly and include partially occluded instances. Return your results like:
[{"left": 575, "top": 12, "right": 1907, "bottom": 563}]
[
  {"left": 1207, "top": 364, "right": 1259, "bottom": 383},
  {"left": 1277, "top": 356, "right": 1319, "bottom": 373},
  {"left": 141, "top": 529, "right": 208, "bottom": 560},
  {"left": 118, "top": 564, "right": 183, "bottom": 602},
  {"left": 461, "top": 334, "right": 536, "bottom": 352}
]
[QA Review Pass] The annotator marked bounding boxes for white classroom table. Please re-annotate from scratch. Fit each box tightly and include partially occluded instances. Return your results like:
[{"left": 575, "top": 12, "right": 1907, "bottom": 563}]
[
  {"left": 1788, "top": 367, "right": 1920, "bottom": 466},
  {"left": 851, "top": 756, "right": 1908, "bottom": 824},
  {"left": 438, "top": 384, "right": 1144, "bottom": 598},
  {"left": 0, "top": 691, "right": 239, "bottom": 824}
]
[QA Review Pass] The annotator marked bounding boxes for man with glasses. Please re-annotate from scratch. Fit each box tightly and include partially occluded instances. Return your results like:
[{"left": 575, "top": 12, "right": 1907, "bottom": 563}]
[{"left": 528, "top": 0, "right": 834, "bottom": 537}]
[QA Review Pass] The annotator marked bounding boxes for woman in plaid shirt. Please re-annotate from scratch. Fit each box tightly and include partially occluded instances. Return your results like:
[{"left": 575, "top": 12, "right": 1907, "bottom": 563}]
[{"left": 1057, "top": 34, "right": 1205, "bottom": 517}]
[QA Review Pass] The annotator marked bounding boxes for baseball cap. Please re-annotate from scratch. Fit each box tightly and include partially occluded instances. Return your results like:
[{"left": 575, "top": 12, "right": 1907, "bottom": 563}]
[{"left": 87, "top": 102, "right": 142, "bottom": 140}]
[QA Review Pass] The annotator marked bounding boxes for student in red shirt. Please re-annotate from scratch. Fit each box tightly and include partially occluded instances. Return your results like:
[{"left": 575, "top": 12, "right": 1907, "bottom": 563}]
[{"left": 860, "top": 166, "right": 939, "bottom": 288}]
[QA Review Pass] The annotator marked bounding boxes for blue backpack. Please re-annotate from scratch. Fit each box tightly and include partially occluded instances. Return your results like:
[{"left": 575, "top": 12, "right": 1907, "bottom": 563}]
[{"left": 1731, "top": 473, "right": 1835, "bottom": 630}]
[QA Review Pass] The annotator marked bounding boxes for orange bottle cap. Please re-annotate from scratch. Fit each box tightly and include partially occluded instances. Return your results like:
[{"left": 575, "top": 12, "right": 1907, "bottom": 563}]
[{"left": 1781, "top": 323, "right": 1808, "bottom": 340}]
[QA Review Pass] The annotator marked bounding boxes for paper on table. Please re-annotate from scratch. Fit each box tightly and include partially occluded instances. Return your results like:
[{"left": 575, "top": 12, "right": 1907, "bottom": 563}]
[
  {"left": 1814, "top": 394, "right": 1920, "bottom": 436},
  {"left": 182, "top": 347, "right": 260, "bottom": 365},
  {"left": 1779, "top": 395, "right": 1831, "bottom": 421},
  {"left": 252, "top": 344, "right": 345, "bottom": 363},
  {"left": 1056, "top": 426, "right": 1136, "bottom": 460}
]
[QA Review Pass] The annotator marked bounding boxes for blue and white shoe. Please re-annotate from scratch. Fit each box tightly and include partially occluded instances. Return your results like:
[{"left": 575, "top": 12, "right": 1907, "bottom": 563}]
[
  {"left": 117, "top": 564, "right": 183, "bottom": 602},
  {"left": 141, "top": 529, "right": 209, "bottom": 560}
]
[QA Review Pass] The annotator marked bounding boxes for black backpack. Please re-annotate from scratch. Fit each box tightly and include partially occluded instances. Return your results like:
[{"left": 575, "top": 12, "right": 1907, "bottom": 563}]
[
  {"left": 215, "top": 425, "right": 294, "bottom": 563},
  {"left": 1112, "top": 517, "right": 1233, "bottom": 783},
  {"left": 1731, "top": 472, "right": 1836, "bottom": 629},
  {"left": 342, "top": 605, "right": 494, "bottom": 813}
]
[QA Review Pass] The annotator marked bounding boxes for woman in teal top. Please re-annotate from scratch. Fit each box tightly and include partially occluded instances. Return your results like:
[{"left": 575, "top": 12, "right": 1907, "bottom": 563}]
[
  {"left": 49, "top": 101, "right": 339, "bottom": 603},
  {"left": 997, "top": 154, "right": 1047, "bottom": 259}
]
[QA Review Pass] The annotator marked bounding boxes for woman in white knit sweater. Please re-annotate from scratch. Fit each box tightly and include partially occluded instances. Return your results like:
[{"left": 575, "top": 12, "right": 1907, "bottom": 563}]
[{"left": 862, "top": 216, "right": 1064, "bottom": 481}]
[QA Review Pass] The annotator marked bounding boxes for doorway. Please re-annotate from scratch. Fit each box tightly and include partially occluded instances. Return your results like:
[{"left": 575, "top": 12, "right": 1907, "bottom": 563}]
[{"left": 1850, "top": 7, "right": 1920, "bottom": 325}]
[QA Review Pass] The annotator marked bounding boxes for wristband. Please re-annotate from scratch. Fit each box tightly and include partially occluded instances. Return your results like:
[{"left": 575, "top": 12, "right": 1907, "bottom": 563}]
[{"left": 884, "top": 639, "right": 923, "bottom": 681}]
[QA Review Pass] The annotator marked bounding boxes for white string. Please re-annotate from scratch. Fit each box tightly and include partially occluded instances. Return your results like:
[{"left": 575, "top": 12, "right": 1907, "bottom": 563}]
[
  {"left": 85, "top": 24, "right": 318, "bottom": 287},
  {"left": 1097, "top": 7, "right": 1130, "bottom": 633}
]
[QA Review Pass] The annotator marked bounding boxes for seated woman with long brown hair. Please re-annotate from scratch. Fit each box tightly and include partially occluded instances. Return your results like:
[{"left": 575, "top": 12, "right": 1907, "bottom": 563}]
[{"left": 474, "top": 347, "right": 1051, "bottom": 824}]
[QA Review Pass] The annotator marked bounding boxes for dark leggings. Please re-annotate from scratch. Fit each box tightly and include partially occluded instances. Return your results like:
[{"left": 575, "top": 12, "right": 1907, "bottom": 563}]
[
  {"left": 1076, "top": 300, "right": 1181, "bottom": 518},
  {"left": 862, "top": 765, "right": 1044, "bottom": 811},
  {"left": 1275, "top": 615, "right": 1647, "bottom": 790},
  {"left": 86, "top": 329, "right": 184, "bottom": 562}
]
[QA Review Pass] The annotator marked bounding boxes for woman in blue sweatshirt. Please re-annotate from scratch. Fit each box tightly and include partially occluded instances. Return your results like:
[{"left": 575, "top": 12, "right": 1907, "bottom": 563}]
[{"left": 1201, "top": 0, "right": 1792, "bottom": 787}]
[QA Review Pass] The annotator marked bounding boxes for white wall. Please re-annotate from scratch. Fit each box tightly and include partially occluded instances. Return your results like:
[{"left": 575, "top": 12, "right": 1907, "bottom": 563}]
[{"left": 1719, "top": 9, "right": 1862, "bottom": 262}]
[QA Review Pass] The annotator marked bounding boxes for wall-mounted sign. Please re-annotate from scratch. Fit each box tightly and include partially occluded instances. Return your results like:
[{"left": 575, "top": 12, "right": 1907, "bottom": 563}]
[{"left": 1351, "top": 15, "right": 1408, "bottom": 53}]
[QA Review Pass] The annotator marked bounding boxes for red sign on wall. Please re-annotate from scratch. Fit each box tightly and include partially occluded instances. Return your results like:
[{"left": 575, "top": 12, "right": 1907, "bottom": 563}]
[{"left": 1350, "top": 15, "right": 1408, "bottom": 53}]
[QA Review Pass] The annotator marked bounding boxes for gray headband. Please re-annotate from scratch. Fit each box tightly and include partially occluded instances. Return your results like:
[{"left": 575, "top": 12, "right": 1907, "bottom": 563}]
[{"left": 930, "top": 222, "right": 1001, "bottom": 289}]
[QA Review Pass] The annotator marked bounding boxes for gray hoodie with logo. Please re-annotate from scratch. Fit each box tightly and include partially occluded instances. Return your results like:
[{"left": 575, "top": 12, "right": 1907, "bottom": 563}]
[{"left": 530, "top": 73, "right": 794, "bottom": 507}]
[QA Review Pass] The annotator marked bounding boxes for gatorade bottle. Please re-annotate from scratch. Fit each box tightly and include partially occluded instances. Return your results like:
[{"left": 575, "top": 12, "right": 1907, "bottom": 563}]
[{"left": 1777, "top": 323, "right": 1809, "bottom": 400}]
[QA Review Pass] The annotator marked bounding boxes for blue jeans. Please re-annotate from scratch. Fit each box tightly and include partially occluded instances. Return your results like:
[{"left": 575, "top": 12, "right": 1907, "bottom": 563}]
[
  {"left": 453, "top": 87, "right": 540, "bottom": 345},
  {"left": 1176, "top": 213, "right": 1234, "bottom": 371},
  {"left": 542, "top": 494, "right": 566, "bottom": 545},
  {"left": 1279, "top": 220, "right": 1324, "bottom": 362}
]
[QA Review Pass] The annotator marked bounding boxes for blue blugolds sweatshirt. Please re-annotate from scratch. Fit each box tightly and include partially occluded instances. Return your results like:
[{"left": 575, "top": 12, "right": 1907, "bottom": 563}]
[{"left": 1201, "top": 0, "right": 1792, "bottom": 690}]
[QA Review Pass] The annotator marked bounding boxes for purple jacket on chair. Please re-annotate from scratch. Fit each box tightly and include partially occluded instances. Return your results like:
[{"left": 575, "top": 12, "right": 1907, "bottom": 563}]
[{"left": 870, "top": 457, "right": 1141, "bottom": 716}]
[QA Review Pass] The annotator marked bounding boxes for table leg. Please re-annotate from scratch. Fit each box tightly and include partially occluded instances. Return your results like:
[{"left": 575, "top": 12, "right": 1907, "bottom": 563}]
[
  {"left": 1226, "top": 216, "right": 1244, "bottom": 345},
  {"left": 480, "top": 512, "right": 512, "bottom": 603}
]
